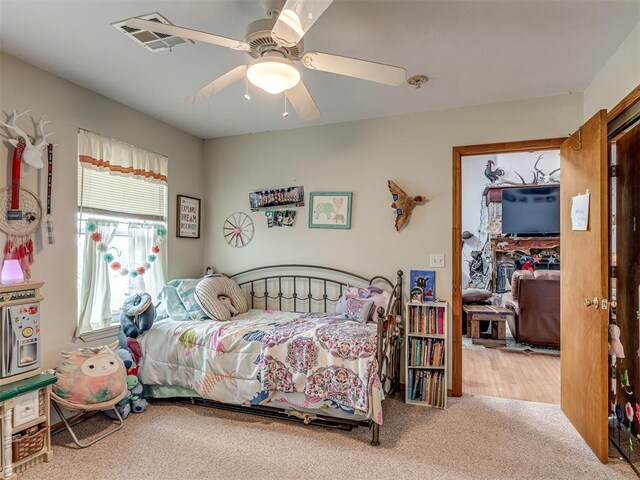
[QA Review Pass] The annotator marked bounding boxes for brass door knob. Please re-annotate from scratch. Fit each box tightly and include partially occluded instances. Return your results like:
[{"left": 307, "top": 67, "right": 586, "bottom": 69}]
[{"left": 584, "top": 297, "right": 600, "bottom": 309}]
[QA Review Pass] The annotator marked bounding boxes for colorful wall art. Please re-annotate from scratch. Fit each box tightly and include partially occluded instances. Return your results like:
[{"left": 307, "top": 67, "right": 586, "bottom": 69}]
[{"left": 308, "top": 192, "right": 352, "bottom": 229}]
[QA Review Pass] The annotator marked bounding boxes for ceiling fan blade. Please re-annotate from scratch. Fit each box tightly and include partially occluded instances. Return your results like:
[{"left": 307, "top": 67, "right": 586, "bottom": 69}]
[
  {"left": 301, "top": 51, "right": 406, "bottom": 86},
  {"left": 187, "top": 65, "right": 248, "bottom": 104},
  {"left": 287, "top": 81, "right": 321, "bottom": 121},
  {"left": 271, "top": 0, "right": 333, "bottom": 47},
  {"left": 125, "top": 18, "right": 251, "bottom": 52}
]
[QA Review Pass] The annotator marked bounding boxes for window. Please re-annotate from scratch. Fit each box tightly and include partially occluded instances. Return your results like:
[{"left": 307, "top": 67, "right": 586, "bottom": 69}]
[{"left": 76, "top": 130, "right": 168, "bottom": 338}]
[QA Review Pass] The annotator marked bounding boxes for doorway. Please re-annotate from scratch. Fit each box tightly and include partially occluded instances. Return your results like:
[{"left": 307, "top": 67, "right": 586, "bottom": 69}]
[
  {"left": 453, "top": 142, "right": 564, "bottom": 404},
  {"left": 459, "top": 149, "right": 562, "bottom": 404},
  {"left": 451, "top": 138, "right": 565, "bottom": 399}
]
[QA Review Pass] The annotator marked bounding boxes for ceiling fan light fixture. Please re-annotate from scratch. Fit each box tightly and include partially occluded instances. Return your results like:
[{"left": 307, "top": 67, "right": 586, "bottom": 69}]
[{"left": 247, "top": 57, "right": 300, "bottom": 95}]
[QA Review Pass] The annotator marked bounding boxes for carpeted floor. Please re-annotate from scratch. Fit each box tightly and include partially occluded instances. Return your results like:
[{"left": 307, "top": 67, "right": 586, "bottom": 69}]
[{"left": 21, "top": 395, "right": 635, "bottom": 480}]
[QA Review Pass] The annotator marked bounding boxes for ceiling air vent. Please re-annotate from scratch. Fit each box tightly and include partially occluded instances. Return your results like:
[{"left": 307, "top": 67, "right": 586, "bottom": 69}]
[{"left": 112, "top": 12, "right": 193, "bottom": 52}]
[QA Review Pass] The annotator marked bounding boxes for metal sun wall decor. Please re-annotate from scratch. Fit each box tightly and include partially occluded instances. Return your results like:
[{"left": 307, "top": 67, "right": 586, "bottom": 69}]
[{"left": 388, "top": 180, "right": 428, "bottom": 232}]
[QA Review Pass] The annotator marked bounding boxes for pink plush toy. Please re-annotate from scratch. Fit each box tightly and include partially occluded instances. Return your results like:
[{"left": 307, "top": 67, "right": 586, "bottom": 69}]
[
  {"left": 52, "top": 345, "right": 127, "bottom": 407},
  {"left": 609, "top": 324, "right": 625, "bottom": 359}
]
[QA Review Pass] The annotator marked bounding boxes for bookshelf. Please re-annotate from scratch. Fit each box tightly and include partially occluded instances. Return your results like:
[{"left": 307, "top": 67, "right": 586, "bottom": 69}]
[{"left": 405, "top": 301, "right": 448, "bottom": 408}]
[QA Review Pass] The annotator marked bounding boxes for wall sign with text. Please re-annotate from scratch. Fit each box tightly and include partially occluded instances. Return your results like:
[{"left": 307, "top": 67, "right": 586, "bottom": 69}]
[{"left": 177, "top": 195, "right": 201, "bottom": 239}]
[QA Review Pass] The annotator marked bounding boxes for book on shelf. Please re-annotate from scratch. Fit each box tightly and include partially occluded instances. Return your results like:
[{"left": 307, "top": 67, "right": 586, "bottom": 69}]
[
  {"left": 408, "top": 337, "right": 445, "bottom": 367},
  {"left": 408, "top": 304, "right": 445, "bottom": 335},
  {"left": 407, "top": 370, "right": 445, "bottom": 407}
]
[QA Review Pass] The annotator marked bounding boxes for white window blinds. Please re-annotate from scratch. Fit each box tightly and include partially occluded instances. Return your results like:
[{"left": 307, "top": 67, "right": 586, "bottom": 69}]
[
  {"left": 77, "top": 163, "right": 167, "bottom": 219},
  {"left": 77, "top": 130, "right": 168, "bottom": 220}
]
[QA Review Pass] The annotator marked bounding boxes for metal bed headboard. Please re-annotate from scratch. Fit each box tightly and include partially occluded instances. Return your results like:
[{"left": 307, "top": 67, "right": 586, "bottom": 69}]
[{"left": 228, "top": 264, "right": 403, "bottom": 317}]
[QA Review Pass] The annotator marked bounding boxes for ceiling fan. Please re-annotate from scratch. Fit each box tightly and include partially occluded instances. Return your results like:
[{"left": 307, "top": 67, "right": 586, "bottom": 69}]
[{"left": 124, "top": 0, "right": 407, "bottom": 121}]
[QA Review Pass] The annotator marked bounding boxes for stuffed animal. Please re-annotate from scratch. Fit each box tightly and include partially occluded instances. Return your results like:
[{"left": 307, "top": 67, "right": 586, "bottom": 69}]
[
  {"left": 52, "top": 346, "right": 127, "bottom": 407},
  {"left": 609, "top": 324, "right": 625, "bottom": 359},
  {"left": 218, "top": 294, "right": 238, "bottom": 316},
  {"left": 120, "top": 293, "right": 156, "bottom": 338},
  {"left": 104, "top": 374, "right": 148, "bottom": 420},
  {"left": 114, "top": 347, "right": 134, "bottom": 369},
  {"left": 194, "top": 276, "right": 248, "bottom": 321}
]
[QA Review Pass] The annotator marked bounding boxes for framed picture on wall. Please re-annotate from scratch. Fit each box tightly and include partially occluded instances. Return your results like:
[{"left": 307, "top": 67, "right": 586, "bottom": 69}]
[
  {"left": 410, "top": 270, "right": 436, "bottom": 302},
  {"left": 177, "top": 195, "right": 201, "bottom": 239},
  {"left": 308, "top": 192, "right": 352, "bottom": 229}
]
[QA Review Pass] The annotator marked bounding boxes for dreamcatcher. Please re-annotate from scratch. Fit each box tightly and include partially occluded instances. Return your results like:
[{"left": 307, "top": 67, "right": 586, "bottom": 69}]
[
  {"left": 223, "top": 212, "right": 254, "bottom": 248},
  {"left": 0, "top": 187, "right": 42, "bottom": 278}
]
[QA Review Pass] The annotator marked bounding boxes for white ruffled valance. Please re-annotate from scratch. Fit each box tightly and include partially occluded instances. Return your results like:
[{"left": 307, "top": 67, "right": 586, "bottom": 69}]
[{"left": 78, "top": 129, "right": 168, "bottom": 185}]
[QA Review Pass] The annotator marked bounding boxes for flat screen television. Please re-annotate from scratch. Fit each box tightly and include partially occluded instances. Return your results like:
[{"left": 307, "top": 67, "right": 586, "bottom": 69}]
[{"left": 501, "top": 185, "right": 560, "bottom": 236}]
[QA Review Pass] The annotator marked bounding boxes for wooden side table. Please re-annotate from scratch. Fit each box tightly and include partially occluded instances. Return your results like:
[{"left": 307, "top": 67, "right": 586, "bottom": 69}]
[
  {"left": 463, "top": 305, "right": 513, "bottom": 348},
  {"left": 0, "top": 373, "right": 57, "bottom": 479}
]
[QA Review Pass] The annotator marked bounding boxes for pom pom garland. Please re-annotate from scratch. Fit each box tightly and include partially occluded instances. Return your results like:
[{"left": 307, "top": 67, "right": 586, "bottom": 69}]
[{"left": 86, "top": 220, "right": 163, "bottom": 277}]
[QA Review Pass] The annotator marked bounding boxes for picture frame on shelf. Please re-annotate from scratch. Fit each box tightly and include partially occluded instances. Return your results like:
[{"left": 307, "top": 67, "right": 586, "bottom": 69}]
[
  {"left": 308, "top": 192, "right": 352, "bottom": 229},
  {"left": 177, "top": 195, "right": 201, "bottom": 239},
  {"left": 409, "top": 270, "right": 436, "bottom": 302}
]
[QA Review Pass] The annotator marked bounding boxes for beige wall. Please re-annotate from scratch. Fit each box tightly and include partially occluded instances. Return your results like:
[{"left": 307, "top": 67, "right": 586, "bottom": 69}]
[
  {"left": 203, "top": 93, "right": 583, "bottom": 382},
  {"left": 584, "top": 19, "right": 640, "bottom": 119},
  {"left": 0, "top": 52, "right": 205, "bottom": 368}
]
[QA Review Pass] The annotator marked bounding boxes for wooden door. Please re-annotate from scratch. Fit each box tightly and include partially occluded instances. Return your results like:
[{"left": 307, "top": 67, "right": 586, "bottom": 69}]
[
  {"left": 614, "top": 121, "right": 640, "bottom": 431},
  {"left": 560, "top": 110, "right": 609, "bottom": 463}
]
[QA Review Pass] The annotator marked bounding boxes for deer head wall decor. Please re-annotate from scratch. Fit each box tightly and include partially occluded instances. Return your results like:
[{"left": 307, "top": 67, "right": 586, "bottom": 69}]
[{"left": 0, "top": 109, "right": 53, "bottom": 176}]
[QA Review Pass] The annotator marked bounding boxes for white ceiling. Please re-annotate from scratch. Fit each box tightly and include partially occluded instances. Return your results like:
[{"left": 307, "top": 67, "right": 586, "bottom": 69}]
[{"left": 1, "top": 1, "right": 638, "bottom": 139}]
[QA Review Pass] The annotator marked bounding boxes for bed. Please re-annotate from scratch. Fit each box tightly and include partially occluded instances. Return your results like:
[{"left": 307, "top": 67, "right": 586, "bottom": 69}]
[{"left": 138, "top": 264, "right": 403, "bottom": 445}]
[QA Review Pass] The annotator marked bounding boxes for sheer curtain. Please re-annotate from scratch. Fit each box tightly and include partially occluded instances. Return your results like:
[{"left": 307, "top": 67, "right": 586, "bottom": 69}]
[
  {"left": 77, "top": 219, "right": 118, "bottom": 335},
  {"left": 128, "top": 223, "right": 167, "bottom": 303}
]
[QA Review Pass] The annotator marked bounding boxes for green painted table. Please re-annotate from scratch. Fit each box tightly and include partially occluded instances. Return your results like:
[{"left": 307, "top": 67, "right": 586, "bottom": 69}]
[{"left": 0, "top": 373, "right": 56, "bottom": 479}]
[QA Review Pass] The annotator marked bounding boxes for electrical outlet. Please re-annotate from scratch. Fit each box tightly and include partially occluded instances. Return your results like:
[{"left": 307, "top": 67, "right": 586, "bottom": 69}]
[{"left": 430, "top": 254, "right": 445, "bottom": 268}]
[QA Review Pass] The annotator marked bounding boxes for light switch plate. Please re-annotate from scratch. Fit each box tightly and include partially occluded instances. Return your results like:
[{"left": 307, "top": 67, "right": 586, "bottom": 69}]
[{"left": 430, "top": 254, "right": 445, "bottom": 268}]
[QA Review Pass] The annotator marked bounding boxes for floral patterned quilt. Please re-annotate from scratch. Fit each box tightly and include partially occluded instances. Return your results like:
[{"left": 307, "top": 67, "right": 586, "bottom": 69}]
[{"left": 138, "top": 310, "right": 384, "bottom": 423}]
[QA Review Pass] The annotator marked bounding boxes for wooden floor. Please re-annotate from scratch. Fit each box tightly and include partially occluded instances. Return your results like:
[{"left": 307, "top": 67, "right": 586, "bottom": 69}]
[{"left": 463, "top": 346, "right": 560, "bottom": 404}]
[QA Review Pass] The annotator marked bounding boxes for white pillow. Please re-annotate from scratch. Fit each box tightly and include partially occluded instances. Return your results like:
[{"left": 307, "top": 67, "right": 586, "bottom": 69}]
[{"left": 195, "top": 276, "right": 248, "bottom": 321}]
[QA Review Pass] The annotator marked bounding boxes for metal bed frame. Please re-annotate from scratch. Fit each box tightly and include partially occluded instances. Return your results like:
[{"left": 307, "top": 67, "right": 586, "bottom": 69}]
[{"left": 185, "top": 264, "right": 404, "bottom": 446}]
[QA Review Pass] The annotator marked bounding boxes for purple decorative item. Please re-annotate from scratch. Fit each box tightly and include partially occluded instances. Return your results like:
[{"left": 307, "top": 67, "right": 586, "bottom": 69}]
[{"left": 343, "top": 298, "right": 374, "bottom": 323}]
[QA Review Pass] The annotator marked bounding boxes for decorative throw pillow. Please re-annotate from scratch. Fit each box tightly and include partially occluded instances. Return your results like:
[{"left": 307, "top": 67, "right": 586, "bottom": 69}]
[
  {"left": 461, "top": 288, "right": 492, "bottom": 303},
  {"left": 195, "top": 275, "right": 248, "bottom": 321},
  {"left": 343, "top": 297, "right": 374, "bottom": 323},
  {"left": 336, "top": 286, "right": 390, "bottom": 321}
]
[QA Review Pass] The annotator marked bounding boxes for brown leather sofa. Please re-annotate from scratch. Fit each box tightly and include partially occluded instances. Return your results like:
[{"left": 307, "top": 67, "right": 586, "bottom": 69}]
[{"left": 502, "top": 270, "right": 560, "bottom": 347}]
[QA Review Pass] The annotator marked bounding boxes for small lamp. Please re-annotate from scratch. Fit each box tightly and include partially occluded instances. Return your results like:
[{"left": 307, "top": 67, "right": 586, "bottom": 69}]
[{"left": 1, "top": 260, "right": 24, "bottom": 285}]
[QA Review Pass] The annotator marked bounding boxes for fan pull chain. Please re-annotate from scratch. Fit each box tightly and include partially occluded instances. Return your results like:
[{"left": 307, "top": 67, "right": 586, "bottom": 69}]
[
  {"left": 282, "top": 92, "right": 289, "bottom": 118},
  {"left": 244, "top": 76, "right": 251, "bottom": 101}
]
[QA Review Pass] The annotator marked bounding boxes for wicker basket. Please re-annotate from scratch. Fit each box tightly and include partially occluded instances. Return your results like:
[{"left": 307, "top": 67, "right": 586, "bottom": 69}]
[{"left": 12, "top": 424, "right": 47, "bottom": 462}]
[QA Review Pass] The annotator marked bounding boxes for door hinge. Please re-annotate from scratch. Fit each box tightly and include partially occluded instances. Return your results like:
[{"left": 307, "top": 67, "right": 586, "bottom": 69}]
[
  {"left": 611, "top": 266, "right": 617, "bottom": 278},
  {"left": 610, "top": 165, "right": 618, "bottom": 177}
]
